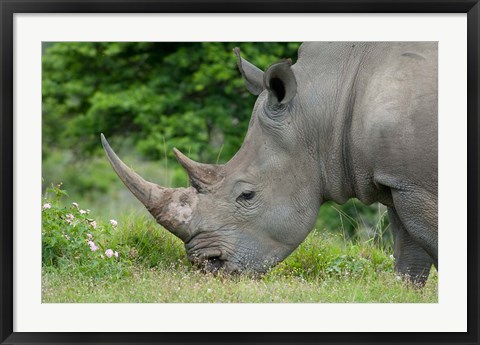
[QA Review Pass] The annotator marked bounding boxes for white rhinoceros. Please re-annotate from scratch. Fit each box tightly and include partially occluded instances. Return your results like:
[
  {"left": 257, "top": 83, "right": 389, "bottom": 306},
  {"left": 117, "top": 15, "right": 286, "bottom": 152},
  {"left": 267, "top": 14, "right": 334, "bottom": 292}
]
[{"left": 102, "top": 42, "right": 437, "bottom": 285}]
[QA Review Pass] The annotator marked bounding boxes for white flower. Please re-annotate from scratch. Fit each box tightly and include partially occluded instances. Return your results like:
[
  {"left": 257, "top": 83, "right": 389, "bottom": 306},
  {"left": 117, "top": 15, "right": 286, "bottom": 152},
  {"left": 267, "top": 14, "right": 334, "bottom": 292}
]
[
  {"left": 72, "top": 202, "right": 79, "bottom": 208},
  {"left": 65, "top": 214, "right": 74, "bottom": 225},
  {"left": 90, "top": 220, "right": 97, "bottom": 229},
  {"left": 114, "top": 251, "right": 119, "bottom": 259},
  {"left": 79, "top": 209, "right": 87, "bottom": 214},
  {"left": 105, "top": 249, "right": 114, "bottom": 258},
  {"left": 110, "top": 219, "right": 118, "bottom": 227},
  {"left": 88, "top": 241, "right": 99, "bottom": 252},
  {"left": 86, "top": 233, "right": 93, "bottom": 239},
  {"left": 42, "top": 203, "right": 51, "bottom": 209}
]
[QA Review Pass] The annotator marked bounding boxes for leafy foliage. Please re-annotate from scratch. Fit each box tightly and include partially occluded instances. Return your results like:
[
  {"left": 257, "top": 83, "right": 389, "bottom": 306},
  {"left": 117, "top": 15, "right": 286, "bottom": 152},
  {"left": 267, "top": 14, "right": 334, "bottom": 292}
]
[
  {"left": 42, "top": 184, "right": 188, "bottom": 279},
  {"left": 42, "top": 42, "right": 301, "bottom": 162},
  {"left": 42, "top": 184, "right": 128, "bottom": 279}
]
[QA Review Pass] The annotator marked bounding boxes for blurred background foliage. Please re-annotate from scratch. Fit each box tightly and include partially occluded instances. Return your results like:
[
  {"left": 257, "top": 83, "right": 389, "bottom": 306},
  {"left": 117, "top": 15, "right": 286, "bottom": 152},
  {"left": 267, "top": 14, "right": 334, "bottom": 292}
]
[{"left": 42, "top": 42, "right": 391, "bottom": 244}]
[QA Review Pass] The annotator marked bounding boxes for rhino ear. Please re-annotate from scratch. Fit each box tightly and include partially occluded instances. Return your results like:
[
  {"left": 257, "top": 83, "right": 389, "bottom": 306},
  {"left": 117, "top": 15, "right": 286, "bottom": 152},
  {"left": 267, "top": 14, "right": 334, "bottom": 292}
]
[
  {"left": 233, "top": 47, "right": 264, "bottom": 96},
  {"left": 264, "top": 59, "right": 297, "bottom": 106}
]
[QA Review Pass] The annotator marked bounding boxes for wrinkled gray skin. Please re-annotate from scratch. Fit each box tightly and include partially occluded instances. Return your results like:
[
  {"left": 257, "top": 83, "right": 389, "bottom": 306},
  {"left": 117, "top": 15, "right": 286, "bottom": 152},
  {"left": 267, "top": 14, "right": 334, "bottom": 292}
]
[{"left": 102, "top": 42, "right": 437, "bottom": 285}]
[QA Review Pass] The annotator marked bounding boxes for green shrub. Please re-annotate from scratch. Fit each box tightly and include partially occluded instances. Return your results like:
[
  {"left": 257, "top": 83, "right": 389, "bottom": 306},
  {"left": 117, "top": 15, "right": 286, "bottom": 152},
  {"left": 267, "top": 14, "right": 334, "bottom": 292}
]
[
  {"left": 268, "top": 230, "right": 395, "bottom": 282},
  {"left": 42, "top": 184, "right": 130, "bottom": 279}
]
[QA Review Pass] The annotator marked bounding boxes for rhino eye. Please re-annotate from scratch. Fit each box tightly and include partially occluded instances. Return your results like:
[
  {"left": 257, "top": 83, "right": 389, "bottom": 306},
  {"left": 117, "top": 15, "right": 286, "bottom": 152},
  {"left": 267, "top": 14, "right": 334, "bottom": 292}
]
[{"left": 238, "top": 191, "right": 255, "bottom": 201}]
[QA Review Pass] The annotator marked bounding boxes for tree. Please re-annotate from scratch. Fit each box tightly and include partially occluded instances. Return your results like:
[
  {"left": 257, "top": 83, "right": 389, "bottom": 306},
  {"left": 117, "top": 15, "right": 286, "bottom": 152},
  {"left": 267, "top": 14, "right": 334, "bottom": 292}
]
[{"left": 42, "top": 42, "right": 301, "bottom": 163}]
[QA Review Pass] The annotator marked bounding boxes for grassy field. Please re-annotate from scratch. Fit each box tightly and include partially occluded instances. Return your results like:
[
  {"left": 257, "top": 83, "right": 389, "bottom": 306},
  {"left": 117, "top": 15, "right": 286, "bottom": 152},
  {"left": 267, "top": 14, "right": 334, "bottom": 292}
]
[
  {"left": 42, "top": 211, "right": 438, "bottom": 303},
  {"left": 42, "top": 268, "right": 438, "bottom": 303}
]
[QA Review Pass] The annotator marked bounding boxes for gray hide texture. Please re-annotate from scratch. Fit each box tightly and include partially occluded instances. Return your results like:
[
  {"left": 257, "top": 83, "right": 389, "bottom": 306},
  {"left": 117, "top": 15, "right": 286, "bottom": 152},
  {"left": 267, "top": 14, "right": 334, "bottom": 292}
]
[{"left": 103, "top": 42, "right": 437, "bottom": 285}]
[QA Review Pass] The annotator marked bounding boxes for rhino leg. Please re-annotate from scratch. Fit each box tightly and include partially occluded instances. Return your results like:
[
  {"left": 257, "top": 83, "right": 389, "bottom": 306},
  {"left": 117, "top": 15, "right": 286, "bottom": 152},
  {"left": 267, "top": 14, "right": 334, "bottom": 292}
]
[
  {"left": 388, "top": 207, "right": 434, "bottom": 286},
  {"left": 390, "top": 188, "right": 438, "bottom": 264}
]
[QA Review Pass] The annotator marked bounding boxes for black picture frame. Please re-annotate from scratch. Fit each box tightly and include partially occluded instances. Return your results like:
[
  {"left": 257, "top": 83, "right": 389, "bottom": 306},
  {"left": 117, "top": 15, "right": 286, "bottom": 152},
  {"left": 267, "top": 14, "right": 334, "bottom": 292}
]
[{"left": 1, "top": 1, "right": 479, "bottom": 344}]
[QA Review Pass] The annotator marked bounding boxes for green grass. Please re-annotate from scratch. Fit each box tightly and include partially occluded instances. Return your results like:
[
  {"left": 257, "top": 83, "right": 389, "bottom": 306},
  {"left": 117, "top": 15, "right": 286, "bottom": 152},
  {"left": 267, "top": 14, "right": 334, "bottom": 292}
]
[
  {"left": 42, "top": 214, "right": 438, "bottom": 303},
  {"left": 42, "top": 268, "right": 437, "bottom": 303}
]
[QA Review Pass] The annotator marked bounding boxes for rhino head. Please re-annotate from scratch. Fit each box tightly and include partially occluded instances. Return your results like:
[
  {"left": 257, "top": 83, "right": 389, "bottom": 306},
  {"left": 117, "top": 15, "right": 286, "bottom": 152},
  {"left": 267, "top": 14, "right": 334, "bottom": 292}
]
[{"left": 102, "top": 47, "right": 322, "bottom": 274}]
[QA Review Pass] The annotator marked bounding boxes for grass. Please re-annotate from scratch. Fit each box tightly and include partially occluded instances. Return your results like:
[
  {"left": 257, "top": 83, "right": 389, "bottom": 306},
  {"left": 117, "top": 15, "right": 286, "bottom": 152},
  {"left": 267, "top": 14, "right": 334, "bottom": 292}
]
[
  {"left": 42, "top": 268, "right": 437, "bottom": 303},
  {"left": 42, "top": 214, "right": 438, "bottom": 303},
  {"left": 41, "top": 152, "right": 437, "bottom": 303}
]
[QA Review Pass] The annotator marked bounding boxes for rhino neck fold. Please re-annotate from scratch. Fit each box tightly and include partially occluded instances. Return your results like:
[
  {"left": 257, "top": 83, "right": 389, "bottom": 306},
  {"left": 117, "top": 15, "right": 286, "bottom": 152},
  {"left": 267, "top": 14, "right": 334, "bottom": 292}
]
[{"left": 302, "top": 44, "right": 373, "bottom": 204}]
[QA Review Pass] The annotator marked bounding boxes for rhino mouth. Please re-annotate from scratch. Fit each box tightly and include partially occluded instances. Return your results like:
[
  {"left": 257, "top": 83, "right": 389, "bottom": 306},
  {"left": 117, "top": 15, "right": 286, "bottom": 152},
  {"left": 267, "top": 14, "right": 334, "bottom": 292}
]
[
  {"left": 203, "top": 257, "right": 225, "bottom": 273},
  {"left": 189, "top": 253, "right": 229, "bottom": 274},
  {"left": 185, "top": 246, "right": 243, "bottom": 275},
  {"left": 185, "top": 244, "right": 225, "bottom": 273}
]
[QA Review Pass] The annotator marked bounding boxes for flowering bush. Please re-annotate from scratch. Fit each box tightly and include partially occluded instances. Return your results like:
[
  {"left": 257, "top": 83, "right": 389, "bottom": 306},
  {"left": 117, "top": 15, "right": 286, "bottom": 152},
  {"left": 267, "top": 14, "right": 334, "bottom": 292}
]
[{"left": 42, "top": 184, "right": 127, "bottom": 277}]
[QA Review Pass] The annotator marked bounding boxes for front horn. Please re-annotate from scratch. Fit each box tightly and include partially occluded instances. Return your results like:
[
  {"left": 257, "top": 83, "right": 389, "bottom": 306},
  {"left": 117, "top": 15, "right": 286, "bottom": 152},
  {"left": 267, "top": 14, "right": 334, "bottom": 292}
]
[{"left": 101, "top": 134, "right": 197, "bottom": 242}]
